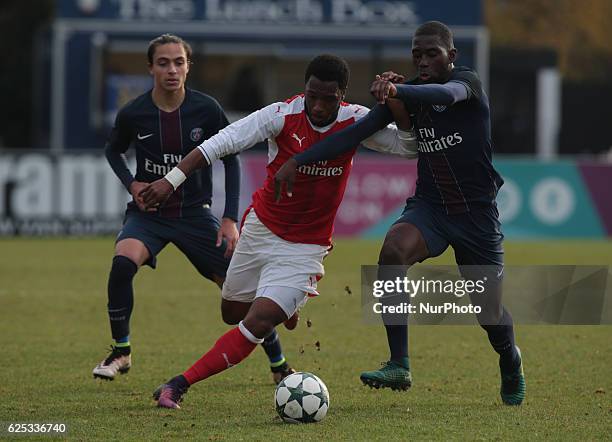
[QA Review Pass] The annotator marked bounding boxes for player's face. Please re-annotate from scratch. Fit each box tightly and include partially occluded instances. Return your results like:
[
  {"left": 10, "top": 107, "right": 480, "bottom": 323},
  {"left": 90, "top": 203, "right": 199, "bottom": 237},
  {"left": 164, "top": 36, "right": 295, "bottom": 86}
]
[
  {"left": 304, "top": 75, "right": 345, "bottom": 127},
  {"left": 149, "top": 43, "right": 190, "bottom": 92},
  {"left": 411, "top": 35, "right": 456, "bottom": 83}
]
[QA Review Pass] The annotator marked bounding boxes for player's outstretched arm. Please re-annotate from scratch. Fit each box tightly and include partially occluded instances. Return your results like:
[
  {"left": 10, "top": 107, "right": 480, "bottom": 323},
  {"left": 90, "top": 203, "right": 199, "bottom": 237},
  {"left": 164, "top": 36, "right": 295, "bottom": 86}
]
[
  {"left": 140, "top": 103, "right": 286, "bottom": 208},
  {"left": 359, "top": 72, "right": 417, "bottom": 158},
  {"left": 372, "top": 80, "right": 469, "bottom": 106},
  {"left": 274, "top": 105, "right": 393, "bottom": 201}
]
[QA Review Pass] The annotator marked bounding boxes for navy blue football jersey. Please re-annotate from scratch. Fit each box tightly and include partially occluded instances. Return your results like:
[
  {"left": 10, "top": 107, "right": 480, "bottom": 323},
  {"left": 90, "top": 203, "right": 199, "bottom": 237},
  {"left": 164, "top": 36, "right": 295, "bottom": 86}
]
[
  {"left": 106, "top": 88, "right": 238, "bottom": 218},
  {"left": 405, "top": 67, "right": 503, "bottom": 214}
]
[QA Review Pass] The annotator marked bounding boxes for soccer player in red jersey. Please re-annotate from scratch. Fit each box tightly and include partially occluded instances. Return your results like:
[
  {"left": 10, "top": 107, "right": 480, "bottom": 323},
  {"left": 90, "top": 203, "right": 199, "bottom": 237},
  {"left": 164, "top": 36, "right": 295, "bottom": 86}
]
[{"left": 139, "top": 54, "right": 417, "bottom": 409}]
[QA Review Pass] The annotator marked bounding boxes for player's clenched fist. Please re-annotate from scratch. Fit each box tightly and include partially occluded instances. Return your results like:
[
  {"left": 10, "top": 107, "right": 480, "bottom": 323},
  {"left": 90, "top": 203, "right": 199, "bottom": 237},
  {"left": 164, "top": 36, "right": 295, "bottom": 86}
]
[
  {"left": 129, "top": 181, "right": 157, "bottom": 212},
  {"left": 138, "top": 179, "right": 174, "bottom": 209},
  {"left": 370, "top": 71, "right": 404, "bottom": 104},
  {"left": 370, "top": 75, "right": 398, "bottom": 104},
  {"left": 378, "top": 71, "right": 405, "bottom": 84}
]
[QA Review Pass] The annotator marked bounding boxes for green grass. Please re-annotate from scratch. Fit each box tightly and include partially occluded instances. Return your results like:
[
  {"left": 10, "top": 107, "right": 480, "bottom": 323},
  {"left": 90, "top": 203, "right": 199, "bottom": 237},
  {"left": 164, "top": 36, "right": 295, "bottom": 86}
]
[{"left": 0, "top": 238, "right": 611, "bottom": 440}]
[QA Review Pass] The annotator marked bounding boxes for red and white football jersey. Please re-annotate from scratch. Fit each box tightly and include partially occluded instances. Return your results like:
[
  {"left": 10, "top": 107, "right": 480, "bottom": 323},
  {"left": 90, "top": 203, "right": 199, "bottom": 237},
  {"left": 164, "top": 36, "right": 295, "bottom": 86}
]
[{"left": 198, "top": 94, "right": 416, "bottom": 246}]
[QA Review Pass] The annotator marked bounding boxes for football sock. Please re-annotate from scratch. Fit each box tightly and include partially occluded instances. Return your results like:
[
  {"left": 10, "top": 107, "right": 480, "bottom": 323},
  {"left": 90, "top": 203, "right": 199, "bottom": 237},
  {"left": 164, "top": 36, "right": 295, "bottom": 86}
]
[
  {"left": 114, "top": 336, "right": 131, "bottom": 354},
  {"left": 183, "top": 321, "right": 262, "bottom": 385},
  {"left": 115, "top": 335, "right": 130, "bottom": 344},
  {"left": 171, "top": 374, "right": 190, "bottom": 392},
  {"left": 482, "top": 307, "right": 519, "bottom": 374},
  {"left": 107, "top": 256, "right": 137, "bottom": 341},
  {"left": 261, "top": 329, "right": 286, "bottom": 368},
  {"left": 385, "top": 325, "right": 410, "bottom": 369},
  {"left": 378, "top": 264, "right": 410, "bottom": 369}
]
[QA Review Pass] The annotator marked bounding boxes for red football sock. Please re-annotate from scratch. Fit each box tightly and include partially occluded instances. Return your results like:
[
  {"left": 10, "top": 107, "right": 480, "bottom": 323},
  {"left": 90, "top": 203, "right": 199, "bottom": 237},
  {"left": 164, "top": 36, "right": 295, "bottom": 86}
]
[{"left": 183, "top": 325, "right": 259, "bottom": 385}]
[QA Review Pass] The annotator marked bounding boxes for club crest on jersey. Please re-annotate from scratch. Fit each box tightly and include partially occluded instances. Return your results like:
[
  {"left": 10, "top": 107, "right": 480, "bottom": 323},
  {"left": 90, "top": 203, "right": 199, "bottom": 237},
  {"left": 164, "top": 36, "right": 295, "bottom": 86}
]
[
  {"left": 190, "top": 127, "right": 204, "bottom": 142},
  {"left": 432, "top": 105, "right": 447, "bottom": 112}
]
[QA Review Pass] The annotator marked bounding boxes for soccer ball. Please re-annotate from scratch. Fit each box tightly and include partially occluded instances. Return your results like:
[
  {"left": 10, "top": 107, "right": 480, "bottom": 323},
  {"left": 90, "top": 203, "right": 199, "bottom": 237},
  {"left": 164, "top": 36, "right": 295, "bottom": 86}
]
[{"left": 274, "top": 372, "right": 329, "bottom": 423}]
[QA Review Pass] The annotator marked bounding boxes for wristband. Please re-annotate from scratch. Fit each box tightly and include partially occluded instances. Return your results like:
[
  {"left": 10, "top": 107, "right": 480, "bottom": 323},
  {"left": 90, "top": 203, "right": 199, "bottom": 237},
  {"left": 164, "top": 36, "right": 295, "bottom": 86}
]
[{"left": 164, "top": 167, "right": 187, "bottom": 190}]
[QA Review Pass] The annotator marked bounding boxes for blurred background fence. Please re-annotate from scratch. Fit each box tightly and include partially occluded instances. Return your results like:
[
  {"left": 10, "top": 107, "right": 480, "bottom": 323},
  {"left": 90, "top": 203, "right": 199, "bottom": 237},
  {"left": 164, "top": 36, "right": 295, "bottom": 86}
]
[{"left": 1, "top": 0, "right": 611, "bottom": 238}]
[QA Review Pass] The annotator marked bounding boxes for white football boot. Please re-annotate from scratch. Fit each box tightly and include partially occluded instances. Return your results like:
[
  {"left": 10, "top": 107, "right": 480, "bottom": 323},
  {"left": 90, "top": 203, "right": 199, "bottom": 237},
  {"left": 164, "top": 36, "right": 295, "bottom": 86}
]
[{"left": 93, "top": 346, "right": 131, "bottom": 380}]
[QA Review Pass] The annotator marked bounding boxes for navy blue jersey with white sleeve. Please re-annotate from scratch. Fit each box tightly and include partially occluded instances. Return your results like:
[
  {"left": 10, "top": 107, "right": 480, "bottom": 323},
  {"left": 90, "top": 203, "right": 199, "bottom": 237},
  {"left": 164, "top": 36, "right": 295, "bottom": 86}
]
[
  {"left": 105, "top": 88, "right": 240, "bottom": 219},
  {"left": 404, "top": 67, "right": 503, "bottom": 214}
]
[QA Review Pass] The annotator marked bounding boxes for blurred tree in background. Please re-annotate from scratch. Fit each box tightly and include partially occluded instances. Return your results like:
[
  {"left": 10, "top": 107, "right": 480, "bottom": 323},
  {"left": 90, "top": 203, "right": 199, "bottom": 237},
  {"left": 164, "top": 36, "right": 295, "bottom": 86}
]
[
  {"left": 0, "top": 0, "right": 54, "bottom": 148},
  {"left": 485, "top": 0, "right": 612, "bottom": 81}
]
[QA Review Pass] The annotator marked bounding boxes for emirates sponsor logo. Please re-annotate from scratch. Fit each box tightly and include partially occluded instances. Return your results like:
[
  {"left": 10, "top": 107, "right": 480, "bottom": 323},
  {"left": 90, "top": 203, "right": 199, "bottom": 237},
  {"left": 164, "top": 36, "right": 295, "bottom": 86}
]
[
  {"left": 417, "top": 127, "right": 463, "bottom": 153},
  {"left": 298, "top": 161, "right": 344, "bottom": 177}
]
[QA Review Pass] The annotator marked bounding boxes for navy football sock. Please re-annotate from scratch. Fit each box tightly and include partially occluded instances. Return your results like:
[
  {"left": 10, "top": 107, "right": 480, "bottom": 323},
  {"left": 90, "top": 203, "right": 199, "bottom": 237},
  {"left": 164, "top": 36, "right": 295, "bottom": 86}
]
[
  {"left": 261, "top": 329, "right": 286, "bottom": 368},
  {"left": 385, "top": 325, "right": 409, "bottom": 369},
  {"left": 378, "top": 264, "right": 410, "bottom": 369},
  {"left": 482, "top": 307, "right": 518, "bottom": 373},
  {"left": 107, "top": 255, "right": 138, "bottom": 341}
]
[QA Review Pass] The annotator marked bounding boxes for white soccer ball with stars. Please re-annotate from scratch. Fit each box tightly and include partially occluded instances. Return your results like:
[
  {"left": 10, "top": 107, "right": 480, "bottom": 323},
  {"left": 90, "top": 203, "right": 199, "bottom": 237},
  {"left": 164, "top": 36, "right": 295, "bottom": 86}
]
[{"left": 274, "top": 372, "right": 330, "bottom": 423}]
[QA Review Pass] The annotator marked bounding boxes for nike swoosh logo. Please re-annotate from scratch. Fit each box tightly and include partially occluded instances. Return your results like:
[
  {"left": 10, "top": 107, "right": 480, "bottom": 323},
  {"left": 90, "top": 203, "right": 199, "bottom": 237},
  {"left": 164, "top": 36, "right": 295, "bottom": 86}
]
[{"left": 137, "top": 133, "right": 154, "bottom": 140}]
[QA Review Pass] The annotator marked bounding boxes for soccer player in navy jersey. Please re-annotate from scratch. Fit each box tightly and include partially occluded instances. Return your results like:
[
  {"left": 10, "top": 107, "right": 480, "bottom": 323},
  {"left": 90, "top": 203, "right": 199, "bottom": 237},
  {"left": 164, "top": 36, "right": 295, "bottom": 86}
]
[
  {"left": 93, "top": 34, "right": 295, "bottom": 384},
  {"left": 274, "top": 21, "right": 525, "bottom": 405}
]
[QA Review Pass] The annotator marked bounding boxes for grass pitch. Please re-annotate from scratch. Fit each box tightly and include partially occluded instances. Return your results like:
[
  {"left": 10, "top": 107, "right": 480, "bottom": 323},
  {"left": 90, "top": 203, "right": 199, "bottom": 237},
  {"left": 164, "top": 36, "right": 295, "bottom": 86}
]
[{"left": 0, "top": 238, "right": 611, "bottom": 440}]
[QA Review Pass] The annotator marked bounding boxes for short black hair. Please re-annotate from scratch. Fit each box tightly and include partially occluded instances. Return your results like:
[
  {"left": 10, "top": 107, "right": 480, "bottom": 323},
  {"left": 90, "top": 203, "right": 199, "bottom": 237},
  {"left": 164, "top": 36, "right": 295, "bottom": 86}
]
[
  {"left": 304, "top": 54, "right": 350, "bottom": 91},
  {"left": 147, "top": 34, "right": 193, "bottom": 64},
  {"left": 414, "top": 21, "right": 454, "bottom": 50}
]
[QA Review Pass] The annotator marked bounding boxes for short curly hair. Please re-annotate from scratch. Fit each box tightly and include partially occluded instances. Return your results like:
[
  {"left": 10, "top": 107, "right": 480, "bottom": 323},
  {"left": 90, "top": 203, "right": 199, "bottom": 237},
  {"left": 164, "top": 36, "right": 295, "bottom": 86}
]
[
  {"left": 304, "top": 54, "right": 350, "bottom": 91},
  {"left": 414, "top": 21, "right": 454, "bottom": 50}
]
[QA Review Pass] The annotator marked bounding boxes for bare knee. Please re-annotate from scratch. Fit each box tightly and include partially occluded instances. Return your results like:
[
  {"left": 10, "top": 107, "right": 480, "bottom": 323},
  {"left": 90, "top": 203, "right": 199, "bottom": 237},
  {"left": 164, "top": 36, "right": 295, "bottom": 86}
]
[
  {"left": 379, "top": 240, "right": 408, "bottom": 265},
  {"left": 379, "top": 224, "right": 429, "bottom": 266},
  {"left": 242, "top": 298, "right": 287, "bottom": 339},
  {"left": 115, "top": 239, "right": 150, "bottom": 266},
  {"left": 221, "top": 300, "right": 250, "bottom": 325}
]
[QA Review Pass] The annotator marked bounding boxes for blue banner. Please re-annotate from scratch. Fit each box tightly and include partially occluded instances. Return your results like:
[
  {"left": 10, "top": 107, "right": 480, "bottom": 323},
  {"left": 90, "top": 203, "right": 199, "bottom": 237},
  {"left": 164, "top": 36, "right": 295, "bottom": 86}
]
[{"left": 59, "top": 0, "right": 482, "bottom": 27}]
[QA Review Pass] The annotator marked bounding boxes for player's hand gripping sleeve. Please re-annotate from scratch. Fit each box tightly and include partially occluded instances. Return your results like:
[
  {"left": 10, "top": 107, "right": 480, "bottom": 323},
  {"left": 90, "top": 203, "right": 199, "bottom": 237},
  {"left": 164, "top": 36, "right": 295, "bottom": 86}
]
[{"left": 293, "top": 104, "right": 393, "bottom": 166}]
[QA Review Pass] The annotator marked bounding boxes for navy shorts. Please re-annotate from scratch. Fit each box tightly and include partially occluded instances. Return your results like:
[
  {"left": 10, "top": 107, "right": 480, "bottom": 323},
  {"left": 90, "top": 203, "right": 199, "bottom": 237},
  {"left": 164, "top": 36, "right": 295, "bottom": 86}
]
[
  {"left": 116, "top": 208, "right": 230, "bottom": 281},
  {"left": 394, "top": 197, "right": 504, "bottom": 279}
]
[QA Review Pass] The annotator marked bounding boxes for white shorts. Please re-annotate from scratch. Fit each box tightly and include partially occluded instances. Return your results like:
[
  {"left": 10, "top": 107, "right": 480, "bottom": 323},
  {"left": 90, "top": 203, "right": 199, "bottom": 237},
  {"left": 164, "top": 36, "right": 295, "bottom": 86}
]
[{"left": 221, "top": 209, "right": 329, "bottom": 317}]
